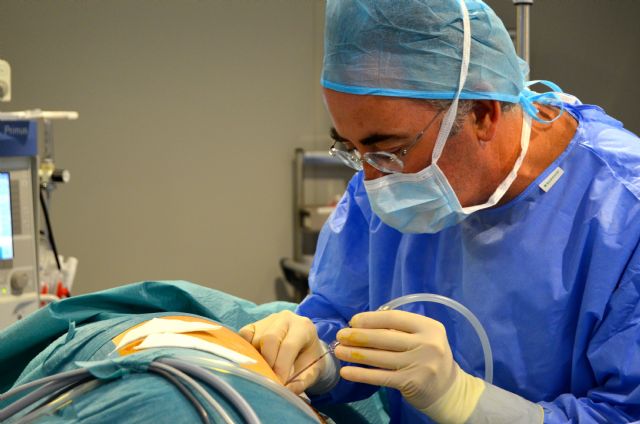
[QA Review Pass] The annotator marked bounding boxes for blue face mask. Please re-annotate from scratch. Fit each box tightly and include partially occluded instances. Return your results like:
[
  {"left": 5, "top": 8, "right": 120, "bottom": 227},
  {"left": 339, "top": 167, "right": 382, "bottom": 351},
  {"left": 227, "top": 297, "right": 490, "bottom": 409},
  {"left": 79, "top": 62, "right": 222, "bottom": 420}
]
[
  {"left": 363, "top": 113, "right": 531, "bottom": 234},
  {"left": 362, "top": 0, "right": 532, "bottom": 234}
]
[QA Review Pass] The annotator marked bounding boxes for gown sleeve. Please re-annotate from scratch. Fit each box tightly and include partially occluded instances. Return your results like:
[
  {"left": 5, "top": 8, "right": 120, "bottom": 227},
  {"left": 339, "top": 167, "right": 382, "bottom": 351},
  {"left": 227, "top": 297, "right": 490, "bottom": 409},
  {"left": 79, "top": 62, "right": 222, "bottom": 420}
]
[
  {"left": 540, "top": 241, "right": 640, "bottom": 423},
  {"left": 296, "top": 173, "right": 380, "bottom": 404}
]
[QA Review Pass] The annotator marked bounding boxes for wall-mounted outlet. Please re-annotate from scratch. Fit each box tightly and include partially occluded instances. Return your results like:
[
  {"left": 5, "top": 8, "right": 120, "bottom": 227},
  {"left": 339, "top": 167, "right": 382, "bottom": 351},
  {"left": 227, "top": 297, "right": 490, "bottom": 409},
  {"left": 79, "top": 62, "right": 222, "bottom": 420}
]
[{"left": 0, "top": 60, "right": 11, "bottom": 102}]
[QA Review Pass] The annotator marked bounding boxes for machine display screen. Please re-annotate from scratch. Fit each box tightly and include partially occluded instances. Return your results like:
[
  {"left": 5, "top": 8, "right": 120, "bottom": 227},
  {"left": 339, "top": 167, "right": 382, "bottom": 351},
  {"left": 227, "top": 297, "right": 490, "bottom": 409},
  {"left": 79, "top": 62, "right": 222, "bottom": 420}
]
[{"left": 0, "top": 172, "right": 13, "bottom": 261}]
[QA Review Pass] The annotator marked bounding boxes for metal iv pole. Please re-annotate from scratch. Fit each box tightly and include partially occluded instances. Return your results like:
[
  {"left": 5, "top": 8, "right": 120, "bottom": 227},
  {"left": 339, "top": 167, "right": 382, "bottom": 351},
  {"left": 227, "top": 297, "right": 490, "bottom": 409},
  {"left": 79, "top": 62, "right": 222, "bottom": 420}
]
[{"left": 513, "top": 0, "right": 533, "bottom": 68}]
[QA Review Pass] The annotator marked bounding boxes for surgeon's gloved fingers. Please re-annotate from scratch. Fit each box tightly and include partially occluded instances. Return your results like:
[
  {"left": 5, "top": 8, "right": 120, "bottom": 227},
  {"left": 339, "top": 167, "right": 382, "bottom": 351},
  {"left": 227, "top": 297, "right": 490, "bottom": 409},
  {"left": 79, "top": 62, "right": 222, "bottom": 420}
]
[
  {"left": 240, "top": 319, "right": 271, "bottom": 350},
  {"left": 285, "top": 379, "right": 307, "bottom": 395},
  {"left": 334, "top": 344, "right": 407, "bottom": 370},
  {"left": 286, "top": 356, "right": 322, "bottom": 394},
  {"left": 258, "top": 321, "right": 290, "bottom": 369},
  {"left": 341, "top": 364, "right": 455, "bottom": 412},
  {"left": 336, "top": 327, "right": 416, "bottom": 351},
  {"left": 340, "top": 366, "right": 398, "bottom": 389},
  {"left": 350, "top": 310, "right": 435, "bottom": 334},
  {"left": 273, "top": 317, "right": 318, "bottom": 383},
  {"left": 238, "top": 324, "right": 256, "bottom": 345}
]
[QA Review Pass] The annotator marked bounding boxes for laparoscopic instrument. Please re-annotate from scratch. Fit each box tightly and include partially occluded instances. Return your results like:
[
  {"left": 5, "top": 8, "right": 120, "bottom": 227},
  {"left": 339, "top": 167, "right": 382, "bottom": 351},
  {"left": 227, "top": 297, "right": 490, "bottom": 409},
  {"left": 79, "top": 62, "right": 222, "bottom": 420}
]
[{"left": 286, "top": 293, "right": 493, "bottom": 387}]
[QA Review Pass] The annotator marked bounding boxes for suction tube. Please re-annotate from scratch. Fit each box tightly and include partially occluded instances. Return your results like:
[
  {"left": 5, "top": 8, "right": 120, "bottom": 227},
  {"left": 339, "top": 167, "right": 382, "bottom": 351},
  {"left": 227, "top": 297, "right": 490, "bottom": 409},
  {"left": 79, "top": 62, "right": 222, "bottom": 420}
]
[{"left": 379, "top": 293, "right": 493, "bottom": 384}]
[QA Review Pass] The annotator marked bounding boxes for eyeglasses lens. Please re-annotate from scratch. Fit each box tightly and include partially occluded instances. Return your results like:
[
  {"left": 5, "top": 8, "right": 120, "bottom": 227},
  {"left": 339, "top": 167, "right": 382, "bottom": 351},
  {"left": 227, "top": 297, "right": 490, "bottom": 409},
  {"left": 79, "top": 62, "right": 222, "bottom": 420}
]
[
  {"left": 364, "top": 152, "right": 404, "bottom": 174},
  {"left": 330, "top": 147, "right": 363, "bottom": 171}
]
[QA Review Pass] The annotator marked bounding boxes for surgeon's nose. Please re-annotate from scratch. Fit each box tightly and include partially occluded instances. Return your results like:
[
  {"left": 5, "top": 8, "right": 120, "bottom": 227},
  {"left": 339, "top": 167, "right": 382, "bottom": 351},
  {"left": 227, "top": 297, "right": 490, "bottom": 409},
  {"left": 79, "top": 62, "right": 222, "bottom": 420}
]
[{"left": 362, "top": 161, "right": 387, "bottom": 181}]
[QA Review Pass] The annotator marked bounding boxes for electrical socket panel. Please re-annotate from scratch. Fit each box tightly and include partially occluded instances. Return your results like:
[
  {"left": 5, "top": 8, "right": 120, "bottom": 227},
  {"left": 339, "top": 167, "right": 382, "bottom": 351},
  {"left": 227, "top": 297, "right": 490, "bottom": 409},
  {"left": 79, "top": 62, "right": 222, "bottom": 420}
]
[{"left": 0, "top": 60, "right": 11, "bottom": 102}]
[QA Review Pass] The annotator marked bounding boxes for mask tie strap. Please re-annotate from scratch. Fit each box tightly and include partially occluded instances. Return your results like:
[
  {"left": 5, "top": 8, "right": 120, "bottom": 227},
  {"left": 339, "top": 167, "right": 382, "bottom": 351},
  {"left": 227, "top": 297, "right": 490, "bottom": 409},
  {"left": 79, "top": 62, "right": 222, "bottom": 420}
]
[
  {"left": 432, "top": 0, "right": 471, "bottom": 164},
  {"left": 461, "top": 113, "right": 532, "bottom": 214},
  {"left": 519, "top": 80, "right": 565, "bottom": 124}
]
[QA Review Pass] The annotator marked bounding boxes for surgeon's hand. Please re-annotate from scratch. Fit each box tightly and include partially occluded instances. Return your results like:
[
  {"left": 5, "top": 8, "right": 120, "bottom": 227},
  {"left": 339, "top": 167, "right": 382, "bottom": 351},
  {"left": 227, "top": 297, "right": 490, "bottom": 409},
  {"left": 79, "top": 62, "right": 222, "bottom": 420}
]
[
  {"left": 335, "top": 310, "right": 458, "bottom": 411},
  {"left": 239, "top": 311, "right": 324, "bottom": 394}
]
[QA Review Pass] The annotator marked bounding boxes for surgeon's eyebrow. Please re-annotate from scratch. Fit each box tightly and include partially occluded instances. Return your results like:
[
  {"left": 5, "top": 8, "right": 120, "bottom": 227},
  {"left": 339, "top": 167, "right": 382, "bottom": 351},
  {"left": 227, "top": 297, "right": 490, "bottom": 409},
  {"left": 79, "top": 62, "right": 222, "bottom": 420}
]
[
  {"left": 330, "top": 127, "right": 410, "bottom": 146},
  {"left": 330, "top": 127, "right": 348, "bottom": 143}
]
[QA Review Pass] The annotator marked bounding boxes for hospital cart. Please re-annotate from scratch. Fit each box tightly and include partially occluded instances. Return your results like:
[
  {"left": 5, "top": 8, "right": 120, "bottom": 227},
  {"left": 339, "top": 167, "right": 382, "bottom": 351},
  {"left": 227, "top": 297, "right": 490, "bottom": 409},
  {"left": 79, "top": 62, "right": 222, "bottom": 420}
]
[{"left": 280, "top": 148, "right": 353, "bottom": 302}]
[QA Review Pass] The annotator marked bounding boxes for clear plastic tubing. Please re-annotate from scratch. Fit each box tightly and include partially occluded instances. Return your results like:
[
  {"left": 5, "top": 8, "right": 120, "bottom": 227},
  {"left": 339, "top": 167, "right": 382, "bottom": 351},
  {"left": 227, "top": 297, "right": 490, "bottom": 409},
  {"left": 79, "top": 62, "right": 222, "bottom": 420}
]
[{"left": 379, "top": 293, "right": 493, "bottom": 384}]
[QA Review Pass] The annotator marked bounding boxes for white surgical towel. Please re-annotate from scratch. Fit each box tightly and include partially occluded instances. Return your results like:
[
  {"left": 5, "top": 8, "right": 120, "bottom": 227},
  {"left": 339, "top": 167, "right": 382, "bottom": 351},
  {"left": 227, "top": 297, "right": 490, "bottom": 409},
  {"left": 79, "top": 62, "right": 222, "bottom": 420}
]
[
  {"left": 134, "top": 332, "right": 257, "bottom": 364},
  {"left": 115, "top": 318, "right": 221, "bottom": 350}
]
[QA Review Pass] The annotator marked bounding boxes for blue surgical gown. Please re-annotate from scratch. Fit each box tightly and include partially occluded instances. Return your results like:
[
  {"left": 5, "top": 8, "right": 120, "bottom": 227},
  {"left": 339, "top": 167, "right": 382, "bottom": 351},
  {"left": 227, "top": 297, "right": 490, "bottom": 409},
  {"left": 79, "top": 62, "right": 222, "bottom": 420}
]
[{"left": 297, "top": 103, "right": 640, "bottom": 423}]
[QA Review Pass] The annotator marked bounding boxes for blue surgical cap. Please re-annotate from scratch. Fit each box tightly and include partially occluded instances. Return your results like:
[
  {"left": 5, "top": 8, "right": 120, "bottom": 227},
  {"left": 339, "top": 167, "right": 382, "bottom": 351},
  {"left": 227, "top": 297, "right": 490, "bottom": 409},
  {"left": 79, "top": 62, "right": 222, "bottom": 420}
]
[{"left": 322, "top": 0, "right": 540, "bottom": 107}]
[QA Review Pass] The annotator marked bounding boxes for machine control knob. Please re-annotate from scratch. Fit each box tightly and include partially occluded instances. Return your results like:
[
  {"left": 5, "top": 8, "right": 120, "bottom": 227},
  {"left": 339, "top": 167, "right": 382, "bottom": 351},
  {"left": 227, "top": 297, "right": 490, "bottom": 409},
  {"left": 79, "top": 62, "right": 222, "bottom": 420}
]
[
  {"left": 52, "top": 169, "right": 71, "bottom": 183},
  {"left": 10, "top": 272, "right": 30, "bottom": 294}
]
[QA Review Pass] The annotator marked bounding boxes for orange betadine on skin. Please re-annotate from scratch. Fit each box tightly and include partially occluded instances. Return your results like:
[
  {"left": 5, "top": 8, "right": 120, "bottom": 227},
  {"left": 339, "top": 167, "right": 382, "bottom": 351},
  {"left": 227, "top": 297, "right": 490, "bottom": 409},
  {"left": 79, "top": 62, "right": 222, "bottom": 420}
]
[{"left": 111, "top": 315, "right": 281, "bottom": 384}]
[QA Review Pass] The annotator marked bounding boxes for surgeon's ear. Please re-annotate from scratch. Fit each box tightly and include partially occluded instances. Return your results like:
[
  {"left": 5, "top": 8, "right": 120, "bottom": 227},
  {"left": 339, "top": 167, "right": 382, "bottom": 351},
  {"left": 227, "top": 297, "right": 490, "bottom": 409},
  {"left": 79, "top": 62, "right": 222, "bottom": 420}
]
[{"left": 471, "top": 100, "right": 500, "bottom": 142}]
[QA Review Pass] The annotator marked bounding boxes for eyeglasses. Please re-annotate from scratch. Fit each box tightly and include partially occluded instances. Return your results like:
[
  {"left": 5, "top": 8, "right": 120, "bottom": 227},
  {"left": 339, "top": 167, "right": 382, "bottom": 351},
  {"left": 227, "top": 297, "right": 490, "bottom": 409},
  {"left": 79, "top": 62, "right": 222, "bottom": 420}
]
[{"left": 329, "top": 110, "right": 443, "bottom": 174}]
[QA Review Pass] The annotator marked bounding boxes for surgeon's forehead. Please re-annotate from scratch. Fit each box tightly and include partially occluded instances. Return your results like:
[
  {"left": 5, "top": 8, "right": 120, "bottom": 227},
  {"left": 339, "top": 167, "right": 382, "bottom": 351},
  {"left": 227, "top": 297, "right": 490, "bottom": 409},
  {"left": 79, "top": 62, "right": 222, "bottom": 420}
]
[
  {"left": 323, "top": 88, "right": 437, "bottom": 114},
  {"left": 323, "top": 88, "right": 437, "bottom": 133}
]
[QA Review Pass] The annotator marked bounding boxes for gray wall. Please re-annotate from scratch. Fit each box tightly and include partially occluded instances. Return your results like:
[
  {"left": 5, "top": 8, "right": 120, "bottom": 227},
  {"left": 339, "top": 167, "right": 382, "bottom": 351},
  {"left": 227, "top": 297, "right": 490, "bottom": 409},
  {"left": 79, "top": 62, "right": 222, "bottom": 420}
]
[
  {"left": 0, "top": 0, "right": 330, "bottom": 304},
  {"left": 486, "top": 0, "right": 640, "bottom": 134},
  {"left": 0, "top": 1, "right": 637, "bottom": 304}
]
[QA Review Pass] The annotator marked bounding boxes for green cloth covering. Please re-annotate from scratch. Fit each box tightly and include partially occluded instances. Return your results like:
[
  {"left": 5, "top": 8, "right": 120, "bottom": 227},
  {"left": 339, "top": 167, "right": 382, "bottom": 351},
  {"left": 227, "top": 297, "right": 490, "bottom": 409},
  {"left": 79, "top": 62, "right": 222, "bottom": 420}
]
[{"left": 0, "top": 280, "right": 388, "bottom": 423}]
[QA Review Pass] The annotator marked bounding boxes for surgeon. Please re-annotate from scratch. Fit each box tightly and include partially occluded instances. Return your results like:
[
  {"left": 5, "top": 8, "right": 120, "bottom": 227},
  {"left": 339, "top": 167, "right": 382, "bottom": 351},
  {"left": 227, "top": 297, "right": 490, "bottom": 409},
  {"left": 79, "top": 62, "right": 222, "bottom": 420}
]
[{"left": 240, "top": 0, "right": 640, "bottom": 423}]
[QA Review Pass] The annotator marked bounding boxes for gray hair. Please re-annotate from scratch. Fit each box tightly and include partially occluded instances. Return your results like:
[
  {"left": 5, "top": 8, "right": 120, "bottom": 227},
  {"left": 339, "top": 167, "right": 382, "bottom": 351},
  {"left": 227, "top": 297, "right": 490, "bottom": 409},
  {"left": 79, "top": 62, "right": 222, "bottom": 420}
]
[{"left": 418, "top": 100, "right": 517, "bottom": 135}]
